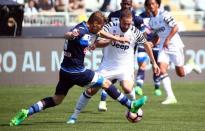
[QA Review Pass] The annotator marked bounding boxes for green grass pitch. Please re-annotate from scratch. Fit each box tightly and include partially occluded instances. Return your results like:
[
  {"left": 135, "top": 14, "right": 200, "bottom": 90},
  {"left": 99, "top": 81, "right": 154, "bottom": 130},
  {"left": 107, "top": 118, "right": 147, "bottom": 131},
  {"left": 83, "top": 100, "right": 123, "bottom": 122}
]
[{"left": 0, "top": 83, "right": 205, "bottom": 131}]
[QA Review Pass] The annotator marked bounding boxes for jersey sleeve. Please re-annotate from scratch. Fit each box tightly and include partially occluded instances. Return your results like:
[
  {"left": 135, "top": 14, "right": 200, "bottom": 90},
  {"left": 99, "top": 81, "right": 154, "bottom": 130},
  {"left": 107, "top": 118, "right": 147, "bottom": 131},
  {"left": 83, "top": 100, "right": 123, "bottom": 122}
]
[
  {"left": 133, "top": 15, "right": 144, "bottom": 29},
  {"left": 133, "top": 26, "right": 147, "bottom": 44},
  {"left": 163, "top": 11, "right": 177, "bottom": 27},
  {"left": 103, "top": 21, "right": 115, "bottom": 32},
  {"left": 70, "top": 23, "right": 87, "bottom": 38}
]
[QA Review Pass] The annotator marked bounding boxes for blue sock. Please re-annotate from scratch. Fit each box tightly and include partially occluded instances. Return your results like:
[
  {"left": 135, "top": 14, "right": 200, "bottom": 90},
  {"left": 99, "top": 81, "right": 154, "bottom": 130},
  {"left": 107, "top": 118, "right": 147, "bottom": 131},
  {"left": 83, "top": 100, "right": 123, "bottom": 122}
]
[
  {"left": 153, "top": 73, "right": 160, "bottom": 89},
  {"left": 28, "top": 101, "right": 43, "bottom": 116},
  {"left": 101, "top": 89, "right": 107, "bottom": 101},
  {"left": 136, "top": 69, "right": 145, "bottom": 87},
  {"left": 105, "top": 85, "right": 131, "bottom": 109}
]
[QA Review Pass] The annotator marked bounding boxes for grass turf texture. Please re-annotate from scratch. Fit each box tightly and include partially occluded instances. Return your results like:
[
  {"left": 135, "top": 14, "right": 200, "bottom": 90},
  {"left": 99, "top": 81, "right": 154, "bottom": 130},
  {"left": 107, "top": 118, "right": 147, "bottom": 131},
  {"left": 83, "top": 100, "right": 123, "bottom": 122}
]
[{"left": 0, "top": 83, "right": 205, "bottom": 131}]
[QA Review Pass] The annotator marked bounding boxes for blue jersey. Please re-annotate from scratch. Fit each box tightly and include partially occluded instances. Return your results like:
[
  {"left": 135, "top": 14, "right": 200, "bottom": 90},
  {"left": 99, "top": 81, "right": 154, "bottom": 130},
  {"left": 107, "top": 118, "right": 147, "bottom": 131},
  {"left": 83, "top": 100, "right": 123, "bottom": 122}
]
[
  {"left": 108, "top": 10, "right": 143, "bottom": 29},
  {"left": 61, "top": 21, "right": 97, "bottom": 73}
]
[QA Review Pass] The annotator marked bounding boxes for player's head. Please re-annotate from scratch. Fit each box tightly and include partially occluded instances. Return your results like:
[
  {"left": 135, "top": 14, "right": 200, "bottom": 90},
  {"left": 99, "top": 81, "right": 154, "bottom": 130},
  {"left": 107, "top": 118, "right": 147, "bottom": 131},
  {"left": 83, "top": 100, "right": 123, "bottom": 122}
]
[
  {"left": 144, "top": 2, "right": 151, "bottom": 16},
  {"left": 120, "top": 0, "right": 132, "bottom": 10},
  {"left": 145, "top": 0, "right": 161, "bottom": 13},
  {"left": 119, "top": 9, "right": 133, "bottom": 32},
  {"left": 87, "top": 11, "right": 106, "bottom": 34}
]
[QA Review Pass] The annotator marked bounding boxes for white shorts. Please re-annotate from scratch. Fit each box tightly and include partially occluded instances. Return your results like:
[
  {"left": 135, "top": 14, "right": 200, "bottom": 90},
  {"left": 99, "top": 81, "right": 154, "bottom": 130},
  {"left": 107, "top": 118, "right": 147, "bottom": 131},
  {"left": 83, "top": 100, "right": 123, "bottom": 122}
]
[
  {"left": 96, "top": 68, "right": 134, "bottom": 82},
  {"left": 158, "top": 48, "right": 184, "bottom": 66}
]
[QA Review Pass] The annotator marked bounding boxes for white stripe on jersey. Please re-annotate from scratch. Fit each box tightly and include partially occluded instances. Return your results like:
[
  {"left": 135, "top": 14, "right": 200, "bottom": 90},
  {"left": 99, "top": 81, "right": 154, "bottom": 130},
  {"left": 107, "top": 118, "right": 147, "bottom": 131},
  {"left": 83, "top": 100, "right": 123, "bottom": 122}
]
[{"left": 100, "top": 21, "right": 146, "bottom": 71}]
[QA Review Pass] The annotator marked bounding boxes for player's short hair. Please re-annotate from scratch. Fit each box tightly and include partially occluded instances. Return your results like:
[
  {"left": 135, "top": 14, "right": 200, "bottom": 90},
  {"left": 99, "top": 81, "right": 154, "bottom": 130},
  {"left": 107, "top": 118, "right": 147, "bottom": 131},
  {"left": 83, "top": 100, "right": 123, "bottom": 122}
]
[
  {"left": 121, "top": 0, "right": 132, "bottom": 4},
  {"left": 144, "top": 0, "right": 161, "bottom": 7},
  {"left": 120, "top": 9, "right": 132, "bottom": 19},
  {"left": 87, "top": 11, "right": 106, "bottom": 25}
]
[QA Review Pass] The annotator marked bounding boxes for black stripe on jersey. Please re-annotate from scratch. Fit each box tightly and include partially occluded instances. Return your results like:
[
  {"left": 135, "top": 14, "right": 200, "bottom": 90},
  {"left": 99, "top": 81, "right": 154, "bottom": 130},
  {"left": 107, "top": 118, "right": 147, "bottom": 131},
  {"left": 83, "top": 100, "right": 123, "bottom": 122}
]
[
  {"left": 136, "top": 31, "right": 146, "bottom": 44},
  {"left": 107, "top": 22, "right": 112, "bottom": 27},
  {"left": 103, "top": 26, "right": 109, "bottom": 32},
  {"left": 165, "top": 17, "right": 174, "bottom": 24}
]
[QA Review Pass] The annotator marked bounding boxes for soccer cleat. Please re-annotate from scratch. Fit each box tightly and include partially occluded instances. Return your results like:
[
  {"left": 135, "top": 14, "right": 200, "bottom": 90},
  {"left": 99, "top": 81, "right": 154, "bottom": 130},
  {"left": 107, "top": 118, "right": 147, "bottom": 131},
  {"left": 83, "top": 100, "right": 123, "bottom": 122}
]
[
  {"left": 98, "top": 101, "right": 107, "bottom": 112},
  {"left": 130, "top": 96, "right": 147, "bottom": 113},
  {"left": 154, "top": 89, "right": 162, "bottom": 96},
  {"left": 66, "top": 117, "right": 77, "bottom": 124},
  {"left": 9, "top": 109, "right": 29, "bottom": 126},
  {"left": 134, "top": 86, "right": 143, "bottom": 96},
  {"left": 161, "top": 97, "right": 177, "bottom": 105},
  {"left": 187, "top": 58, "right": 202, "bottom": 74},
  {"left": 193, "top": 64, "right": 202, "bottom": 74}
]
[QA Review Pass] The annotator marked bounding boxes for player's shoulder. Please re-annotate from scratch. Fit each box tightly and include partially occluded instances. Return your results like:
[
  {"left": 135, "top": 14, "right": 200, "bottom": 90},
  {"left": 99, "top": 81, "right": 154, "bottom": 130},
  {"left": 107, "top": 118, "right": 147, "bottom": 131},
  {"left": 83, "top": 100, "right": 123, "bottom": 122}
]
[
  {"left": 109, "top": 10, "right": 121, "bottom": 17},
  {"left": 73, "top": 21, "right": 88, "bottom": 32},
  {"left": 159, "top": 9, "right": 171, "bottom": 18},
  {"left": 130, "top": 25, "right": 140, "bottom": 34},
  {"left": 105, "top": 21, "right": 119, "bottom": 28}
]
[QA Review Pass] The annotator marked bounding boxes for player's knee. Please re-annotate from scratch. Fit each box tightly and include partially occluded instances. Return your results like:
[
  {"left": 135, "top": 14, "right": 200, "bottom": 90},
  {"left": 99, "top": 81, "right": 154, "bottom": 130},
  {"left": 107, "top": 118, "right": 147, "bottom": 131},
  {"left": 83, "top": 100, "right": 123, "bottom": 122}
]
[
  {"left": 176, "top": 71, "right": 185, "bottom": 77},
  {"left": 52, "top": 95, "right": 65, "bottom": 105},
  {"left": 86, "top": 88, "right": 99, "bottom": 96},
  {"left": 102, "top": 79, "right": 112, "bottom": 90},
  {"left": 176, "top": 67, "right": 185, "bottom": 77}
]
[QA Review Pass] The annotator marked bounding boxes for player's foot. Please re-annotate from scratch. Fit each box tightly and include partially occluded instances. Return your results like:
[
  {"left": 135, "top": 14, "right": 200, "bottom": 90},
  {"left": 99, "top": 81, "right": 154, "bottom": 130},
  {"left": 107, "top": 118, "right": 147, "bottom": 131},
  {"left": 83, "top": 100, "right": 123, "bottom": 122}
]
[
  {"left": 9, "top": 109, "right": 29, "bottom": 126},
  {"left": 187, "top": 58, "right": 202, "bottom": 74},
  {"left": 98, "top": 101, "right": 107, "bottom": 111},
  {"left": 134, "top": 86, "right": 143, "bottom": 96},
  {"left": 130, "top": 96, "right": 147, "bottom": 113},
  {"left": 154, "top": 89, "right": 162, "bottom": 96},
  {"left": 161, "top": 97, "right": 177, "bottom": 105},
  {"left": 66, "top": 117, "right": 77, "bottom": 124}
]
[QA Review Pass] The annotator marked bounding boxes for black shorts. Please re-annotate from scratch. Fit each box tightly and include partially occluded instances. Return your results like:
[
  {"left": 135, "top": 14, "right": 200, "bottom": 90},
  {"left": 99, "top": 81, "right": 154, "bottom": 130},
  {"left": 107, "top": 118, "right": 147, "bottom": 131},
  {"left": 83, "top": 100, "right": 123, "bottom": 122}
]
[{"left": 55, "top": 69, "right": 95, "bottom": 96}]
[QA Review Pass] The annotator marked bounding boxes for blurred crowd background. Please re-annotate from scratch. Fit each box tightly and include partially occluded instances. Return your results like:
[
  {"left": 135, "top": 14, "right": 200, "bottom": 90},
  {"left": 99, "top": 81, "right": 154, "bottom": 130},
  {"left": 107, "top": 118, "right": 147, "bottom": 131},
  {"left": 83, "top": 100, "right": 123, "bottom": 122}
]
[{"left": 1, "top": 0, "right": 205, "bottom": 34}]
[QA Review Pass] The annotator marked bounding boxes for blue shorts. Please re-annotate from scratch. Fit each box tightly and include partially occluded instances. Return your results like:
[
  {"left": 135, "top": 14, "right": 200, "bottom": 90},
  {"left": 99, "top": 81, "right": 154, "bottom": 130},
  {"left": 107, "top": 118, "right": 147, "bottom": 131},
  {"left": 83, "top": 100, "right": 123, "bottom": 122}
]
[
  {"left": 137, "top": 47, "right": 159, "bottom": 63},
  {"left": 55, "top": 69, "right": 95, "bottom": 96}
]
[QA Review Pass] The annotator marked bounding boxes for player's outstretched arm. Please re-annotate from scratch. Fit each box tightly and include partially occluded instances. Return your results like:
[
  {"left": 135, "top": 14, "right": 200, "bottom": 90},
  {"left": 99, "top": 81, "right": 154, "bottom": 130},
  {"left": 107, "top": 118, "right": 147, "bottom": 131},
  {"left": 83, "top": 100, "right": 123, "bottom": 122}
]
[
  {"left": 144, "top": 41, "right": 160, "bottom": 75},
  {"left": 95, "top": 39, "right": 112, "bottom": 48},
  {"left": 98, "top": 30, "right": 129, "bottom": 43}
]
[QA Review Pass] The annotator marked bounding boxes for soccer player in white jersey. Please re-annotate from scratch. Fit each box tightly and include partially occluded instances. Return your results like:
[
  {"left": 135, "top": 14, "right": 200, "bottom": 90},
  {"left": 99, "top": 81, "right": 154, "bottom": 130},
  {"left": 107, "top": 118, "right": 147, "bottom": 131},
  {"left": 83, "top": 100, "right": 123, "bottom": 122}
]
[
  {"left": 145, "top": 0, "right": 202, "bottom": 104},
  {"left": 66, "top": 9, "right": 160, "bottom": 124}
]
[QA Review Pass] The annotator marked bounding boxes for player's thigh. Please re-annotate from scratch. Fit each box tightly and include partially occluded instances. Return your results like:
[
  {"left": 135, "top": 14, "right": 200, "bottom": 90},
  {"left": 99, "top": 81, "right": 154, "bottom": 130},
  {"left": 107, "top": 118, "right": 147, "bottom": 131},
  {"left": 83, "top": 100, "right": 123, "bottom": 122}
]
[
  {"left": 76, "top": 69, "right": 95, "bottom": 87},
  {"left": 170, "top": 48, "right": 185, "bottom": 67},
  {"left": 55, "top": 70, "right": 75, "bottom": 96},
  {"left": 119, "top": 71, "right": 134, "bottom": 93},
  {"left": 120, "top": 80, "right": 134, "bottom": 93},
  {"left": 158, "top": 50, "right": 169, "bottom": 64},
  {"left": 158, "top": 50, "right": 170, "bottom": 73},
  {"left": 97, "top": 69, "right": 121, "bottom": 80}
]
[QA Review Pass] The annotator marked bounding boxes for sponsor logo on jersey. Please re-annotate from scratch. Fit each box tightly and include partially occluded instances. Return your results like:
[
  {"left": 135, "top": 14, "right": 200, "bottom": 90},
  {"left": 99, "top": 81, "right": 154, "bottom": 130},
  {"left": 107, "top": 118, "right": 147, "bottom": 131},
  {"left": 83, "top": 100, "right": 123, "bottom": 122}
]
[
  {"left": 153, "top": 27, "right": 165, "bottom": 33},
  {"left": 111, "top": 42, "right": 129, "bottom": 50}
]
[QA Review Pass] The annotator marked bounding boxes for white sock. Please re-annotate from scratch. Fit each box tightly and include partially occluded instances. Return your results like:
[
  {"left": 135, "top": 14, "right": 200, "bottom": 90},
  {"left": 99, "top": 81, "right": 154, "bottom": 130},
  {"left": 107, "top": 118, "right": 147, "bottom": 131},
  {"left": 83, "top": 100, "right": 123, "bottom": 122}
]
[
  {"left": 125, "top": 89, "right": 136, "bottom": 100},
  {"left": 183, "top": 64, "right": 194, "bottom": 75},
  {"left": 70, "top": 91, "right": 91, "bottom": 119},
  {"left": 161, "top": 75, "right": 175, "bottom": 98},
  {"left": 37, "top": 101, "right": 44, "bottom": 110}
]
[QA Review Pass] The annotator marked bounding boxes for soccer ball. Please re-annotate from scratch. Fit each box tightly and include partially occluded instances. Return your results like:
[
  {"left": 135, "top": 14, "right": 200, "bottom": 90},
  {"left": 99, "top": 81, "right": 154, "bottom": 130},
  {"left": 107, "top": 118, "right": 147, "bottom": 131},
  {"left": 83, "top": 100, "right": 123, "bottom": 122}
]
[{"left": 125, "top": 108, "right": 143, "bottom": 123}]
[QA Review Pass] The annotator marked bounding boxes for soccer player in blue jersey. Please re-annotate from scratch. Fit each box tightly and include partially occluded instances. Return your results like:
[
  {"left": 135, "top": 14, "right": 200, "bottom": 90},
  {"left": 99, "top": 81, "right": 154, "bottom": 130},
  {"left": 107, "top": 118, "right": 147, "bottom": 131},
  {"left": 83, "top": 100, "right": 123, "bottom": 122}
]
[
  {"left": 9, "top": 11, "right": 147, "bottom": 126},
  {"left": 134, "top": 4, "right": 162, "bottom": 96}
]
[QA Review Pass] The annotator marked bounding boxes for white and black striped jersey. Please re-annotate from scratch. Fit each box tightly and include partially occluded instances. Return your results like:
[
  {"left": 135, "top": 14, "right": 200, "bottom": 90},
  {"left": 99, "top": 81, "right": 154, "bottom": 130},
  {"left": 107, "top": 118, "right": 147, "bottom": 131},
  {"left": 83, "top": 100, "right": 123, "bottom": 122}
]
[
  {"left": 149, "top": 9, "right": 184, "bottom": 50},
  {"left": 99, "top": 21, "right": 147, "bottom": 71}
]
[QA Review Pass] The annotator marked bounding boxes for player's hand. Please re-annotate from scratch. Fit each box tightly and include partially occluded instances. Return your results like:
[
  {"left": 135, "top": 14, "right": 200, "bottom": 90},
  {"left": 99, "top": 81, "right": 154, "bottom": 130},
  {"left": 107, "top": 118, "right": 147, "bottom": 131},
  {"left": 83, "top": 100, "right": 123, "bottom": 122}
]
[
  {"left": 88, "top": 44, "right": 96, "bottom": 51},
  {"left": 70, "top": 29, "right": 80, "bottom": 39},
  {"left": 152, "top": 62, "right": 160, "bottom": 76},
  {"left": 163, "top": 38, "right": 170, "bottom": 49}
]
